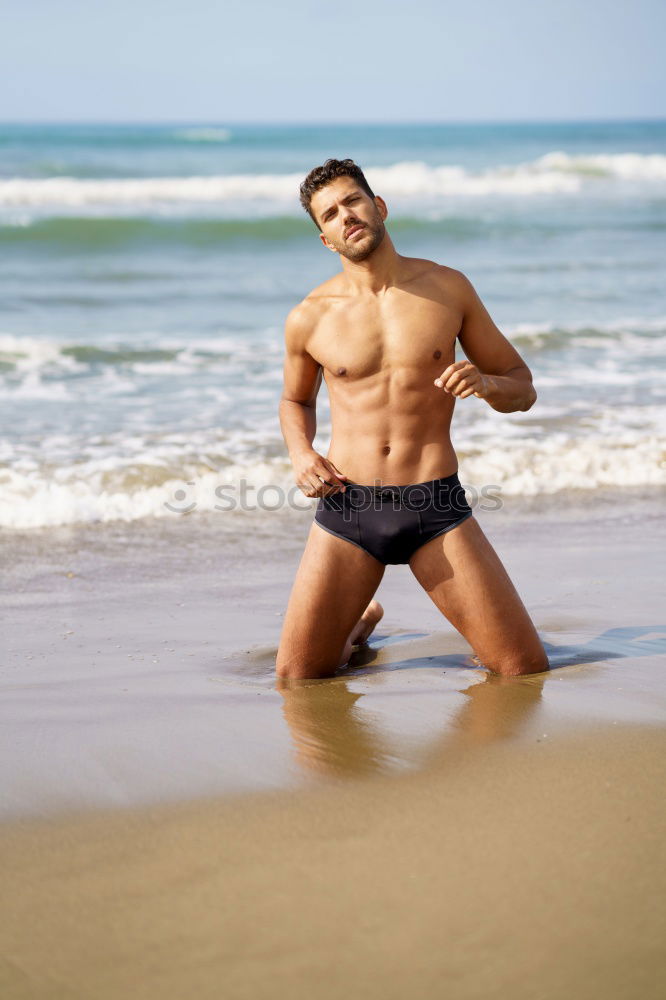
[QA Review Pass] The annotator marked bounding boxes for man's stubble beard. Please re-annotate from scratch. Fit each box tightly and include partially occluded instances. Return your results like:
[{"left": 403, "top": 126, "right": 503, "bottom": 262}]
[{"left": 335, "top": 215, "right": 386, "bottom": 263}]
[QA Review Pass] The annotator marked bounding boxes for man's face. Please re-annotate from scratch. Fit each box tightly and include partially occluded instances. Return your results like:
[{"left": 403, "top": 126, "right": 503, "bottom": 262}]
[{"left": 311, "top": 177, "right": 386, "bottom": 262}]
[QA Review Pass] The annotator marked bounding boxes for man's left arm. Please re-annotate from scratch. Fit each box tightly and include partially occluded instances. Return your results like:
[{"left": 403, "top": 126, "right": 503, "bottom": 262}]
[{"left": 434, "top": 270, "right": 537, "bottom": 413}]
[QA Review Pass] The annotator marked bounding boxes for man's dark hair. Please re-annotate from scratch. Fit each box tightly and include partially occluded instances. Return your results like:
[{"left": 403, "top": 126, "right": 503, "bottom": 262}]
[{"left": 299, "top": 158, "right": 375, "bottom": 230}]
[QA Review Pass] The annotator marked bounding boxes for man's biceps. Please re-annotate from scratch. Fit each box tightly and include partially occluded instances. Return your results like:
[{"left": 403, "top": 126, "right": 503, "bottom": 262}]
[
  {"left": 282, "top": 364, "right": 322, "bottom": 404},
  {"left": 457, "top": 321, "right": 504, "bottom": 355},
  {"left": 281, "top": 395, "right": 315, "bottom": 408},
  {"left": 283, "top": 350, "right": 320, "bottom": 379},
  {"left": 459, "top": 335, "right": 524, "bottom": 375},
  {"left": 503, "top": 362, "right": 534, "bottom": 380}
]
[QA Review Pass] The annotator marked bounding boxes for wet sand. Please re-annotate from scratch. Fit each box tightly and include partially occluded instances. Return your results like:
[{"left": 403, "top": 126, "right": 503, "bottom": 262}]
[
  {"left": 1, "top": 488, "right": 665, "bottom": 996},
  {"left": 0, "top": 725, "right": 664, "bottom": 999}
]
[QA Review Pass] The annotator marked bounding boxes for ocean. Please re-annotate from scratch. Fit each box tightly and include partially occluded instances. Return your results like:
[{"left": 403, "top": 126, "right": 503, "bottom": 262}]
[{"left": 1, "top": 120, "right": 665, "bottom": 529}]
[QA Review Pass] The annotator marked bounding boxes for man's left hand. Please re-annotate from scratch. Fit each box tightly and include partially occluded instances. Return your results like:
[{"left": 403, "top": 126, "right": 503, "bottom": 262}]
[{"left": 434, "top": 361, "right": 491, "bottom": 399}]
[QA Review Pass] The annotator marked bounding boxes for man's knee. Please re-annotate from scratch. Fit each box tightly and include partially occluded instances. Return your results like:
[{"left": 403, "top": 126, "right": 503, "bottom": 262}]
[
  {"left": 275, "top": 648, "right": 338, "bottom": 681},
  {"left": 491, "top": 645, "right": 550, "bottom": 677},
  {"left": 275, "top": 659, "right": 313, "bottom": 681}
]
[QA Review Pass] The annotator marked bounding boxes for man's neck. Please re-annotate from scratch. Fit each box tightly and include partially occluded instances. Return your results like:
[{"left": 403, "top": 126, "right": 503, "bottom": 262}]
[{"left": 339, "top": 235, "right": 406, "bottom": 297}]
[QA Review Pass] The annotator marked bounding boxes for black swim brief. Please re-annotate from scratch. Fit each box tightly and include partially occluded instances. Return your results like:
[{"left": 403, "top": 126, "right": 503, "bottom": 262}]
[{"left": 314, "top": 471, "right": 473, "bottom": 565}]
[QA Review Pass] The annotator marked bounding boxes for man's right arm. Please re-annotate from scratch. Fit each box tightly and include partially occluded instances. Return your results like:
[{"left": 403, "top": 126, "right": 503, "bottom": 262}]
[{"left": 279, "top": 304, "right": 348, "bottom": 497}]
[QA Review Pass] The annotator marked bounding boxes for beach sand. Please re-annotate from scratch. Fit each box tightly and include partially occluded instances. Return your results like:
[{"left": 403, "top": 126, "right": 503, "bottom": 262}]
[{"left": 1, "top": 488, "right": 665, "bottom": 997}]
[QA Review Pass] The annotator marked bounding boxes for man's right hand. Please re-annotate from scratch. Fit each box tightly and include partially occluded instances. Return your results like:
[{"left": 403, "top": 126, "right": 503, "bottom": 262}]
[{"left": 291, "top": 450, "right": 348, "bottom": 498}]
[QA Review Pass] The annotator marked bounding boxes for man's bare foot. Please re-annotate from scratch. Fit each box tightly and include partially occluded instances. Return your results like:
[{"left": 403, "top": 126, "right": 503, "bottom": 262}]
[
  {"left": 337, "top": 600, "right": 384, "bottom": 669},
  {"left": 349, "top": 599, "right": 384, "bottom": 647}
]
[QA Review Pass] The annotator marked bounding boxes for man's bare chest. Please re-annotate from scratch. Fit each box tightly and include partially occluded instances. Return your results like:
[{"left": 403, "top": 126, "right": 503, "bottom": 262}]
[{"left": 309, "top": 296, "right": 462, "bottom": 379}]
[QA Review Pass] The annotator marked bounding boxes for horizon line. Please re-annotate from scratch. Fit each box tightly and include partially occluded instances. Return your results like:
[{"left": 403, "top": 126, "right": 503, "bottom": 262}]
[{"left": 0, "top": 115, "right": 665, "bottom": 127}]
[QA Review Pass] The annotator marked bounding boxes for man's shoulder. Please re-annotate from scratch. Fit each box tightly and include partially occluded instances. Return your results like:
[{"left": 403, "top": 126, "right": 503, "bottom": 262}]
[
  {"left": 406, "top": 257, "right": 466, "bottom": 282},
  {"left": 402, "top": 257, "right": 470, "bottom": 300},
  {"left": 285, "top": 277, "right": 344, "bottom": 339},
  {"left": 283, "top": 284, "right": 335, "bottom": 349}
]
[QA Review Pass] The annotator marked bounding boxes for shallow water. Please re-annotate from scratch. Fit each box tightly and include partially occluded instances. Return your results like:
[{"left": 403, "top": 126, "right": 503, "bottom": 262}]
[{"left": 1, "top": 120, "right": 665, "bottom": 527}]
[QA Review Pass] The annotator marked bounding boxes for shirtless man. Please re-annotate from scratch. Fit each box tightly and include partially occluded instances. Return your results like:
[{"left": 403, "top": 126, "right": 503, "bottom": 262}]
[{"left": 276, "top": 158, "right": 549, "bottom": 681}]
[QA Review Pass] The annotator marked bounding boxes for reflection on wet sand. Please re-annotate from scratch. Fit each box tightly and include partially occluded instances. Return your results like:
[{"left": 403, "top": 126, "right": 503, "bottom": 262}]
[
  {"left": 275, "top": 624, "right": 666, "bottom": 779},
  {"left": 431, "top": 670, "right": 545, "bottom": 750},
  {"left": 275, "top": 681, "right": 389, "bottom": 777},
  {"left": 276, "top": 649, "right": 545, "bottom": 778}
]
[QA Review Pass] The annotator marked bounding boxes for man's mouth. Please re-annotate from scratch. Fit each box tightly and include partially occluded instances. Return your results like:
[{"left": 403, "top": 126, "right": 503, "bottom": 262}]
[{"left": 345, "top": 224, "right": 366, "bottom": 239}]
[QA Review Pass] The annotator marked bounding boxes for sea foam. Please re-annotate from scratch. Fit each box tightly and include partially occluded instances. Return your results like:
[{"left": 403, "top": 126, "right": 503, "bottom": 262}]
[
  {"left": 1, "top": 420, "right": 663, "bottom": 529},
  {"left": 2, "top": 152, "right": 665, "bottom": 211}
]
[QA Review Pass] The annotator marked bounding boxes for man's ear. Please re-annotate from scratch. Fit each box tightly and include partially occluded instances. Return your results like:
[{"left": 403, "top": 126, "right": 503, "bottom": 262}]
[
  {"left": 374, "top": 196, "right": 388, "bottom": 221},
  {"left": 319, "top": 233, "right": 339, "bottom": 253}
]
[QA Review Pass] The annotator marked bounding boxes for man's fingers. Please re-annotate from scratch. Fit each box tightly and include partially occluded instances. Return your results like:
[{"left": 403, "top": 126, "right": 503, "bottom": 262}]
[
  {"left": 435, "top": 365, "right": 483, "bottom": 396},
  {"left": 317, "top": 478, "right": 344, "bottom": 497},
  {"left": 326, "top": 461, "right": 348, "bottom": 481},
  {"left": 435, "top": 363, "right": 465, "bottom": 389},
  {"left": 299, "top": 473, "right": 343, "bottom": 498},
  {"left": 439, "top": 361, "right": 466, "bottom": 379},
  {"left": 444, "top": 372, "right": 469, "bottom": 396},
  {"left": 451, "top": 377, "right": 472, "bottom": 393},
  {"left": 322, "top": 462, "right": 347, "bottom": 490},
  {"left": 434, "top": 361, "right": 466, "bottom": 387},
  {"left": 295, "top": 453, "right": 348, "bottom": 496}
]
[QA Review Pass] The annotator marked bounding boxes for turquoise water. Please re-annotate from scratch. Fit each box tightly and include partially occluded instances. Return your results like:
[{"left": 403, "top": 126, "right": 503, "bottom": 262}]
[{"left": 1, "top": 121, "right": 665, "bottom": 527}]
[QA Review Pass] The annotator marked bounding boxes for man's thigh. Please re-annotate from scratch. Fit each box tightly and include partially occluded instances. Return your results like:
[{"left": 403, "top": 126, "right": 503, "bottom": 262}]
[
  {"left": 408, "top": 515, "right": 548, "bottom": 675},
  {"left": 276, "top": 521, "right": 386, "bottom": 678}
]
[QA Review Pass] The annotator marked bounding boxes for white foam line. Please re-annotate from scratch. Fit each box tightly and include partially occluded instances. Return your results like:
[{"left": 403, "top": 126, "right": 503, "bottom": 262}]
[{"left": 2, "top": 151, "right": 666, "bottom": 208}]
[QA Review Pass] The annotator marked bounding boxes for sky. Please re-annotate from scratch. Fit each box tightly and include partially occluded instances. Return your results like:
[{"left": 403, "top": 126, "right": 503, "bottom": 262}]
[{"left": 2, "top": 0, "right": 665, "bottom": 122}]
